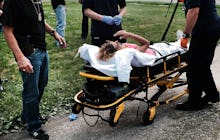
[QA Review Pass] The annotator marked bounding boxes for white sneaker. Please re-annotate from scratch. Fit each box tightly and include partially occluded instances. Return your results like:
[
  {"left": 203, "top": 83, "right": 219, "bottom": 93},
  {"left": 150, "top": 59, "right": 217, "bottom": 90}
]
[{"left": 176, "top": 30, "right": 183, "bottom": 40}]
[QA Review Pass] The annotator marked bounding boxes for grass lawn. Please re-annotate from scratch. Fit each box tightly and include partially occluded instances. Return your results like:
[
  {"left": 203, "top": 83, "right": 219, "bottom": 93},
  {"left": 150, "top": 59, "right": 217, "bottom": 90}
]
[{"left": 0, "top": 1, "right": 219, "bottom": 135}]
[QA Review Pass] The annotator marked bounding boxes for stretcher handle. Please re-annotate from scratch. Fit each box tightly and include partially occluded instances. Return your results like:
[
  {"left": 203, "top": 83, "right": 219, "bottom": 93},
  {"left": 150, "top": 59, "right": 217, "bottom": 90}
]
[
  {"left": 79, "top": 72, "right": 115, "bottom": 81},
  {"left": 154, "top": 51, "right": 181, "bottom": 63}
]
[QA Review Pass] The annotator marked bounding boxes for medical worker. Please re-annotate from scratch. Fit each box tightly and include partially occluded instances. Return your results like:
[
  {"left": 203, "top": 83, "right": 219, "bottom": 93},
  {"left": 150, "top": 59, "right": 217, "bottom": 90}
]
[{"left": 176, "top": 0, "right": 220, "bottom": 111}]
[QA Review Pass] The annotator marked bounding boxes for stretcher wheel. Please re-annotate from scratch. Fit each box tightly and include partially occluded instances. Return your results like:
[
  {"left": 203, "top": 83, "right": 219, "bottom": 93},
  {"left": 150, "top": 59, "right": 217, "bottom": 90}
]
[
  {"left": 109, "top": 108, "right": 118, "bottom": 127},
  {"left": 72, "top": 103, "right": 83, "bottom": 114},
  {"left": 142, "top": 108, "right": 156, "bottom": 125}
]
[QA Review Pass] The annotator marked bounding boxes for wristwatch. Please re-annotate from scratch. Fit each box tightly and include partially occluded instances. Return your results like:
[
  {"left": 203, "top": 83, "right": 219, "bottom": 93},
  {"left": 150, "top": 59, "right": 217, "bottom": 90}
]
[
  {"left": 182, "top": 32, "right": 191, "bottom": 38},
  {"left": 50, "top": 30, "right": 55, "bottom": 36}
]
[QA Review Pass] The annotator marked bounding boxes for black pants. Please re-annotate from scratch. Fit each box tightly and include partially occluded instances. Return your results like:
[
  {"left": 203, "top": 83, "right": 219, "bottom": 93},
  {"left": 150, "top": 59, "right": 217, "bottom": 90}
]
[
  {"left": 81, "top": 8, "right": 88, "bottom": 38},
  {"left": 186, "top": 33, "right": 220, "bottom": 102}
]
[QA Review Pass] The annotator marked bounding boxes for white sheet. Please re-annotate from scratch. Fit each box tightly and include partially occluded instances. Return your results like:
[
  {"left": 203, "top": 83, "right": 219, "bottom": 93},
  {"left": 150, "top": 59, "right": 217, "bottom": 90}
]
[{"left": 77, "top": 41, "right": 187, "bottom": 83}]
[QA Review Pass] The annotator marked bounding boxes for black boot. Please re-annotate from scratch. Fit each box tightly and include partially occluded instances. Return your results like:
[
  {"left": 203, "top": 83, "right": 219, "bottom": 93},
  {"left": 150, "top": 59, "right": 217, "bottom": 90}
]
[
  {"left": 176, "top": 100, "right": 207, "bottom": 111},
  {"left": 201, "top": 94, "right": 220, "bottom": 104}
]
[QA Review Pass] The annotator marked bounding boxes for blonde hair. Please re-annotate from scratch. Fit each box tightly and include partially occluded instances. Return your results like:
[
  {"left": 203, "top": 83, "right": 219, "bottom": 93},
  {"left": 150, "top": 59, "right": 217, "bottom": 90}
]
[{"left": 97, "top": 41, "right": 117, "bottom": 61}]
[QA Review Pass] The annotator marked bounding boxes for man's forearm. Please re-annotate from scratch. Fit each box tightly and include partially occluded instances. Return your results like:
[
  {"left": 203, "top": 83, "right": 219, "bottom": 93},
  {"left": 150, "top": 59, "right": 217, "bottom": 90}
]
[
  {"left": 184, "top": 7, "right": 199, "bottom": 34},
  {"left": 119, "top": 7, "right": 126, "bottom": 17},
  {"left": 84, "top": 8, "right": 103, "bottom": 21},
  {"left": 3, "top": 26, "right": 24, "bottom": 60}
]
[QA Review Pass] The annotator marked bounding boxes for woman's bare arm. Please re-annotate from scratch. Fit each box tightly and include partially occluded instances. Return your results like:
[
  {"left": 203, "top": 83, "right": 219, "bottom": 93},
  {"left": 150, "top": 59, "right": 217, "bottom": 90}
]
[{"left": 114, "top": 30, "right": 150, "bottom": 52}]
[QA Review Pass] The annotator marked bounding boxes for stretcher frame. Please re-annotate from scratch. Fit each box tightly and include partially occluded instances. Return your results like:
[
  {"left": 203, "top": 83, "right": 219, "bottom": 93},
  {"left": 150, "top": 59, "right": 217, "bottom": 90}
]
[{"left": 72, "top": 51, "right": 189, "bottom": 126}]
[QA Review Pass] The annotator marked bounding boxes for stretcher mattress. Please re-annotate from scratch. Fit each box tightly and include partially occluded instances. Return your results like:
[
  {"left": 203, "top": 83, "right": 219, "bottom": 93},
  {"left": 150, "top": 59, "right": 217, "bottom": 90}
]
[{"left": 77, "top": 41, "right": 188, "bottom": 83}]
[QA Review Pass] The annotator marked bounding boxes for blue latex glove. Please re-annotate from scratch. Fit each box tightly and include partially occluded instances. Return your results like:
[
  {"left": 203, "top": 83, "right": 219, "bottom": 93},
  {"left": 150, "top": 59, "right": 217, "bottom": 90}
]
[
  {"left": 101, "top": 16, "right": 114, "bottom": 25},
  {"left": 69, "top": 113, "right": 78, "bottom": 121},
  {"left": 113, "top": 15, "right": 122, "bottom": 25}
]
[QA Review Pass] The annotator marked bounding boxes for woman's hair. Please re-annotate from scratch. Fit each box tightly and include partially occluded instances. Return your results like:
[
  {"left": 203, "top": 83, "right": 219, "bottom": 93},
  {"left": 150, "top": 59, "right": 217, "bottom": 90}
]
[{"left": 97, "top": 40, "right": 117, "bottom": 61}]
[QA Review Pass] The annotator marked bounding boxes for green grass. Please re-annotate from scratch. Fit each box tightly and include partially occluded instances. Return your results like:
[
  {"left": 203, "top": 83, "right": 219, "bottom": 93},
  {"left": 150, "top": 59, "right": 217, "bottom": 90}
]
[{"left": 0, "top": 1, "right": 220, "bottom": 135}]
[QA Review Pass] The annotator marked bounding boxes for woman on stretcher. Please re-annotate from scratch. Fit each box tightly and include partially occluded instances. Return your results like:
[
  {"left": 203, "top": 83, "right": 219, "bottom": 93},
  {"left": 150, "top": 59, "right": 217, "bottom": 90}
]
[
  {"left": 78, "top": 30, "right": 188, "bottom": 83},
  {"left": 97, "top": 30, "right": 188, "bottom": 61}
]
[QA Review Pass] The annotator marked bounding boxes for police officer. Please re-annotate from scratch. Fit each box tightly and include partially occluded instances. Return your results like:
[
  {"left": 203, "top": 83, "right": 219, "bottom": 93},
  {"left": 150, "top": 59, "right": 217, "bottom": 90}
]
[{"left": 176, "top": 0, "right": 220, "bottom": 111}]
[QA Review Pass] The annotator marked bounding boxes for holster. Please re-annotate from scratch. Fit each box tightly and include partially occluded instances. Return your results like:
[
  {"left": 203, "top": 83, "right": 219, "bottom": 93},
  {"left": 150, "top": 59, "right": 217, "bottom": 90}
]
[{"left": 15, "top": 34, "right": 34, "bottom": 56}]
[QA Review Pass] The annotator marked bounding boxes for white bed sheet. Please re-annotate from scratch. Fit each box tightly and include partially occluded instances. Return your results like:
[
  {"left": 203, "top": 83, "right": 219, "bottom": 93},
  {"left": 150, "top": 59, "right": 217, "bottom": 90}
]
[{"left": 77, "top": 41, "right": 187, "bottom": 83}]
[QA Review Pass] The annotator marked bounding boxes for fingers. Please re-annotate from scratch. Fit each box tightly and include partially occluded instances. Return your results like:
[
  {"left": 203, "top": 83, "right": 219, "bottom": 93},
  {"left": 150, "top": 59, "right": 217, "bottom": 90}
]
[
  {"left": 17, "top": 57, "right": 34, "bottom": 73},
  {"left": 113, "top": 30, "right": 128, "bottom": 39},
  {"left": 180, "top": 38, "right": 189, "bottom": 49},
  {"left": 114, "top": 30, "right": 123, "bottom": 36},
  {"left": 20, "top": 64, "right": 33, "bottom": 73},
  {"left": 113, "top": 15, "right": 122, "bottom": 25},
  {"left": 21, "top": 66, "right": 33, "bottom": 73},
  {"left": 54, "top": 34, "right": 67, "bottom": 48},
  {"left": 59, "top": 38, "right": 67, "bottom": 48},
  {"left": 101, "top": 16, "right": 114, "bottom": 25}
]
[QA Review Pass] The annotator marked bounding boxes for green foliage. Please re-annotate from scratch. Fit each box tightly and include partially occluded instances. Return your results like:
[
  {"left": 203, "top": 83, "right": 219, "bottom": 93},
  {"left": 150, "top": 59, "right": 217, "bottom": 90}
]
[{"left": 0, "top": 1, "right": 219, "bottom": 135}]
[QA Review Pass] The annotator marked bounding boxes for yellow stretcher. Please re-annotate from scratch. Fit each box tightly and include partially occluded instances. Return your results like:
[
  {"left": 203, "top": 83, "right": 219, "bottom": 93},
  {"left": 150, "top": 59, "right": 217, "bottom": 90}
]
[{"left": 72, "top": 51, "right": 189, "bottom": 126}]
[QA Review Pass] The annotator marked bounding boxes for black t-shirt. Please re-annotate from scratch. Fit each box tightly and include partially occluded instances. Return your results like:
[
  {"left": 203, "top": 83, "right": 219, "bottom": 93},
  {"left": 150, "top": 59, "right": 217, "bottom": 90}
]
[
  {"left": 51, "top": 0, "right": 65, "bottom": 9},
  {"left": 184, "top": 0, "right": 220, "bottom": 35},
  {"left": 0, "top": 0, "right": 3, "bottom": 22},
  {"left": 83, "top": 0, "right": 126, "bottom": 39},
  {"left": 2, "top": 0, "right": 46, "bottom": 49}
]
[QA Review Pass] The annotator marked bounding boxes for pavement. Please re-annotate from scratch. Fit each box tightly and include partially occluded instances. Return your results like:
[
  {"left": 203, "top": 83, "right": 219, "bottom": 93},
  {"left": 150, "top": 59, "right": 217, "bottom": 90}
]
[{"left": 1, "top": 1, "right": 220, "bottom": 140}]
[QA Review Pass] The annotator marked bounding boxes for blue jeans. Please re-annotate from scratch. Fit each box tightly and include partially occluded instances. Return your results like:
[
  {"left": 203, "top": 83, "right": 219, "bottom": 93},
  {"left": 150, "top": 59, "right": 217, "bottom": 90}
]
[
  {"left": 21, "top": 49, "right": 49, "bottom": 133},
  {"left": 54, "top": 5, "right": 66, "bottom": 46}
]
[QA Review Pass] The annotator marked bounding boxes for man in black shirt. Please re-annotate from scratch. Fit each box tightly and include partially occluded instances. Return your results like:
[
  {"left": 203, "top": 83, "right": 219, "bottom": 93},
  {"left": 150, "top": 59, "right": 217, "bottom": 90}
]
[
  {"left": 176, "top": 0, "right": 220, "bottom": 111},
  {"left": 2, "top": 0, "right": 66, "bottom": 139},
  {"left": 83, "top": 0, "right": 126, "bottom": 47}
]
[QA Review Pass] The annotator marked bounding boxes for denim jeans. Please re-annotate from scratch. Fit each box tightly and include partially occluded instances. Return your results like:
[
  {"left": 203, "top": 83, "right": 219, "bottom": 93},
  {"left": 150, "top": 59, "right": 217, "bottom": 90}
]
[
  {"left": 20, "top": 49, "right": 49, "bottom": 133},
  {"left": 54, "top": 5, "right": 66, "bottom": 46}
]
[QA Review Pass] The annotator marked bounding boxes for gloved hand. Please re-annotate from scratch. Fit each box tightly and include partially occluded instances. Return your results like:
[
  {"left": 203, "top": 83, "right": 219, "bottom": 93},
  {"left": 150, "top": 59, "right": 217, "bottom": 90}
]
[
  {"left": 101, "top": 16, "right": 114, "bottom": 25},
  {"left": 180, "top": 37, "right": 189, "bottom": 49},
  {"left": 113, "top": 15, "right": 122, "bottom": 25}
]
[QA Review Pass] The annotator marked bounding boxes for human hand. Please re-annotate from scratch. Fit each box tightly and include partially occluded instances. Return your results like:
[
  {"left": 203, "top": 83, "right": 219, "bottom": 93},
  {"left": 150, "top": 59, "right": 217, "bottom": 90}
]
[
  {"left": 17, "top": 56, "right": 34, "bottom": 73},
  {"left": 113, "top": 15, "right": 122, "bottom": 25},
  {"left": 53, "top": 32, "right": 67, "bottom": 48},
  {"left": 58, "top": 37, "right": 67, "bottom": 49},
  {"left": 0, "top": 10, "right": 3, "bottom": 16},
  {"left": 180, "top": 38, "right": 189, "bottom": 49},
  {"left": 113, "top": 30, "right": 129, "bottom": 39},
  {"left": 101, "top": 16, "right": 114, "bottom": 25}
]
